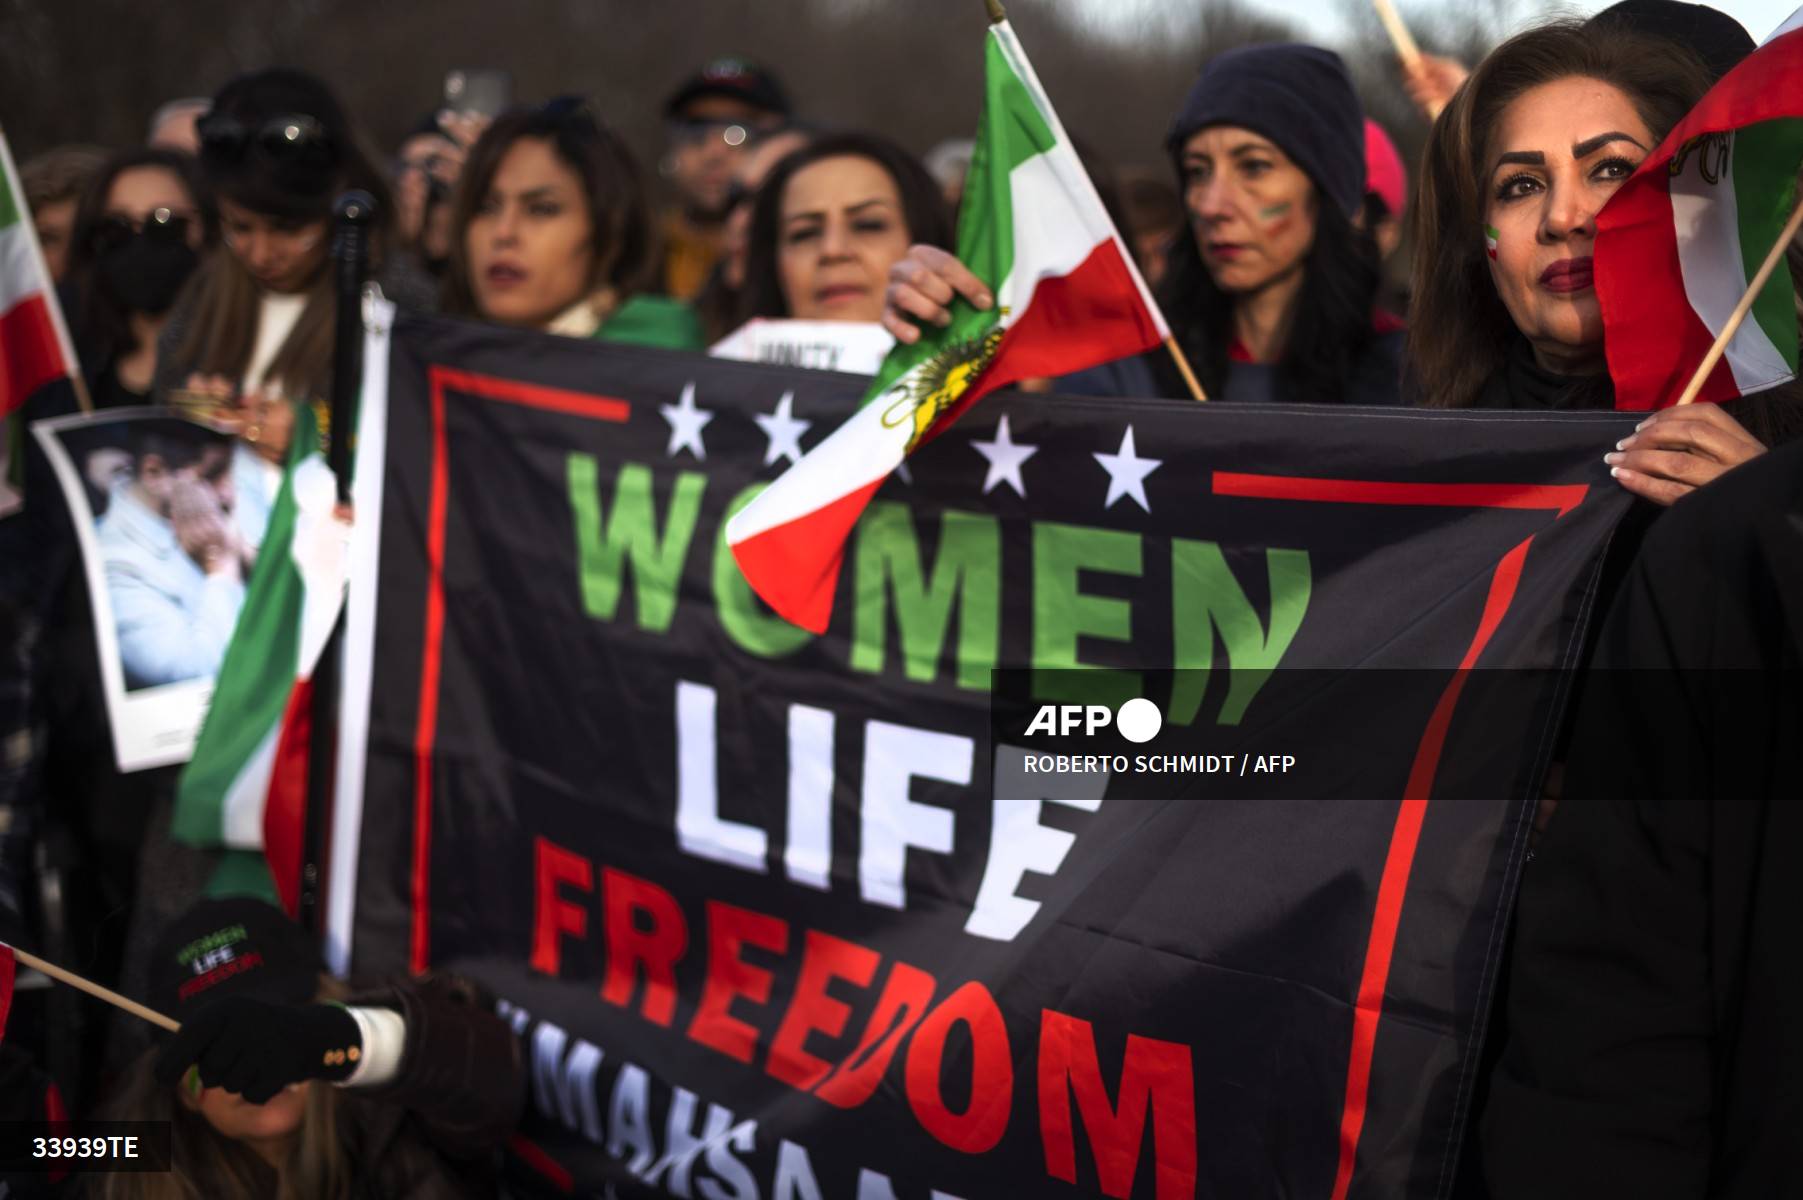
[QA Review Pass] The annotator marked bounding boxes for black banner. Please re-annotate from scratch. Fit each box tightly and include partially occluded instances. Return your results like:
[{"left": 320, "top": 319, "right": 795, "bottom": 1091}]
[{"left": 338, "top": 311, "right": 1637, "bottom": 1199}]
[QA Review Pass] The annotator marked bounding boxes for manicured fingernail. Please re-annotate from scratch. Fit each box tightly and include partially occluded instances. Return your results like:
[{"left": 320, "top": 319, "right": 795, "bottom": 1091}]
[
  {"left": 1615, "top": 437, "right": 1635, "bottom": 450},
  {"left": 1636, "top": 418, "right": 1651, "bottom": 430},
  {"left": 935, "top": 311, "right": 952, "bottom": 327},
  {"left": 1604, "top": 452, "right": 1623, "bottom": 464},
  {"left": 1610, "top": 466, "right": 1626, "bottom": 478},
  {"left": 977, "top": 292, "right": 994, "bottom": 309}
]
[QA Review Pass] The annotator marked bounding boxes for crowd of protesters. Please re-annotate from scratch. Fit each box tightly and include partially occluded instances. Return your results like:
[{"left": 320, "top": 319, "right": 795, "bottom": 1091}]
[{"left": 1, "top": 0, "right": 1801, "bottom": 1194}]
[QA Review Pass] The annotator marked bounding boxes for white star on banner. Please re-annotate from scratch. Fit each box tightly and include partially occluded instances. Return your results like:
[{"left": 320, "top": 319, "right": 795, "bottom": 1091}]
[
  {"left": 970, "top": 414, "right": 1038, "bottom": 497},
  {"left": 660, "top": 382, "right": 713, "bottom": 460},
  {"left": 753, "top": 391, "right": 811, "bottom": 467},
  {"left": 1093, "top": 425, "right": 1161, "bottom": 512}
]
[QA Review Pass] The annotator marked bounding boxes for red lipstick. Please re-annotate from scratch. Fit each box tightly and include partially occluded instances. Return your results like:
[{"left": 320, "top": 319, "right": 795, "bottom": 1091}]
[{"left": 1539, "top": 256, "right": 1594, "bottom": 294}]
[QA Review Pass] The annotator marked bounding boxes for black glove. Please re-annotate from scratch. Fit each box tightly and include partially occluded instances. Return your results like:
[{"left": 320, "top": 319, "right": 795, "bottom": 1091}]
[{"left": 154, "top": 996, "right": 363, "bottom": 1104}]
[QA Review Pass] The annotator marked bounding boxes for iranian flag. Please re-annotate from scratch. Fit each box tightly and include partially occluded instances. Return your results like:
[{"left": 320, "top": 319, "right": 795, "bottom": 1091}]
[
  {"left": 174, "top": 408, "right": 349, "bottom": 917},
  {"left": 1, "top": 127, "right": 82, "bottom": 515},
  {"left": 0, "top": 129, "right": 78, "bottom": 414},
  {"left": 1596, "top": 5, "right": 1803, "bottom": 410},
  {"left": 726, "top": 18, "right": 1169, "bottom": 633}
]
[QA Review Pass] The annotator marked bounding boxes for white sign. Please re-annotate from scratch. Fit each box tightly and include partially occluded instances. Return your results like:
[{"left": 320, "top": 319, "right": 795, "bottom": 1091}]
[{"left": 709, "top": 319, "right": 895, "bottom": 377}]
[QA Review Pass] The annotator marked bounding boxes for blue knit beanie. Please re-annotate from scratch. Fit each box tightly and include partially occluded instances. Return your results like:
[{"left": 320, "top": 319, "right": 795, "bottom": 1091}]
[{"left": 1166, "top": 44, "right": 1367, "bottom": 220}]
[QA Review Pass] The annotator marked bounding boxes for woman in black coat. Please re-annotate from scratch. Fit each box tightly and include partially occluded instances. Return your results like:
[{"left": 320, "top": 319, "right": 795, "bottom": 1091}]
[{"left": 1479, "top": 436, "right": 1803, "bottom": 1199}]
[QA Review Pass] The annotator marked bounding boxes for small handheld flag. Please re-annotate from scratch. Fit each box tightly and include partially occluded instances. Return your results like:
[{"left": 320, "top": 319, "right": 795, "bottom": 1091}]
[{"left": 726, "top": 17, "right": 1171, "bottom": 634}]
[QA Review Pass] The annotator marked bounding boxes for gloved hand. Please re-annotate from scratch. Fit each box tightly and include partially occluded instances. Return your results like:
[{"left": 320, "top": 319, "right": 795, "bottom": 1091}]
[{"left": 154, "top": 996, "right": 363, "bottom": 1104}]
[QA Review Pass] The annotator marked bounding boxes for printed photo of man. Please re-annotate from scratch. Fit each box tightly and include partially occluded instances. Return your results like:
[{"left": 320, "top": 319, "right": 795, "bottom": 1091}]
[{"left": 96, "top": 422, "right": 251, "bottom": 690}]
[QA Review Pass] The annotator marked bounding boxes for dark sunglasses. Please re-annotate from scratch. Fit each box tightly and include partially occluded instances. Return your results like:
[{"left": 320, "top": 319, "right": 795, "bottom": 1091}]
[
  {"left": 198, "top": 112, "right": 338, "bottom": 171},
  {"left": 89, "top": 208, "right": 196, "bottom": 255}
]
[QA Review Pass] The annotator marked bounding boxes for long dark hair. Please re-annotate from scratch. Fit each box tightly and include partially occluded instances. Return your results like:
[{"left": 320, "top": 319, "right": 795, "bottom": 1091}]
[
  {"left": 440, "top": 99, "right": 652, "bottom": 320},
  {"left": 1156, "top": 191, "right": 1383, "bottom": 403},
  {"left": 1408, "top": 22, "right": 1712, "bottom": 407},
  {"left": 64, "top": 148, "right": 216, "bottom": 368},
  {"left": 169, "top": 68, "right": 392, "bottom": 404},
  {"left": 740, "top": 132, "right": 954, "bottom": 321}
]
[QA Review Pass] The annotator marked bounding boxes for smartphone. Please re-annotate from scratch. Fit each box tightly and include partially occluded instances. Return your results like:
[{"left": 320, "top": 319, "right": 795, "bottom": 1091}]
[{"left": 443, "top": 68, "right": 512, "bottom": 118}]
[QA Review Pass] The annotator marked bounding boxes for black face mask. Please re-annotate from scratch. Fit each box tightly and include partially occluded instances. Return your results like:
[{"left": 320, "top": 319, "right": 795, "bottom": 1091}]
[{"left": 98, "top": 232, "right": 199, "bottom": 315}]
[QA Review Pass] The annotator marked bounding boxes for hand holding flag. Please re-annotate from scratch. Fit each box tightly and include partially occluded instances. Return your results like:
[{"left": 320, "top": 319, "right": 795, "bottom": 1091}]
[
  {"left": 726, "top": 15, "right": 1172, "bottom": 634},
  {"left": 1595, "top": 5, "right": 1803, "bottom": 410}
]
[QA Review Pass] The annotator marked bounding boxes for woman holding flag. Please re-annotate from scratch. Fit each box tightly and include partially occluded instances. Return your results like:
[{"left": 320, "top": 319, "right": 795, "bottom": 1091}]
[
  {"left": 882, "top": 43, "right": 1405, "bottom": 406},
  {"left": 1409, "top": 20, "right": 1800, "bottom": 504}
]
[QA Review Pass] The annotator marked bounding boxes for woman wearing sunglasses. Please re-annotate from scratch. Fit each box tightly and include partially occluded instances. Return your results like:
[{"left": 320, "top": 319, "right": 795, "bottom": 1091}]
[
  {"left": 156, "top": 69, "right": 428, "bottom": 476},
  {"left": 62, "top": 148, "right": 215, "bottom": 411},
  {"left": 442, "top": 98, "right": 703, "bottom": 347}
]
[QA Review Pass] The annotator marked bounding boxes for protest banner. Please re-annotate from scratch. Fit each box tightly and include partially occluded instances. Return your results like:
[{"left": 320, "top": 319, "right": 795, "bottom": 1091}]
[
  {"left": 31, "top": 408, "right": 276, "bottom": 771},
  {"left": 330, "top": 312, "right": 1638, "bottom": 1199}
]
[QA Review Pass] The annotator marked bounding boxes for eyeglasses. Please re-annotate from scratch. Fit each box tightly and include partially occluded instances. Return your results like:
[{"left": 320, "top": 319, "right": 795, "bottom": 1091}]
[
  {"left": 198, "top": 112, "right": 338, "bottom": 172},
  {"left": 89, "top": 207, "right": 197, "bottom": 255}
]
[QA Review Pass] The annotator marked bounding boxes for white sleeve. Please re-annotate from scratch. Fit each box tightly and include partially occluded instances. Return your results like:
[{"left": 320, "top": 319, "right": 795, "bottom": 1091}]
[{"left": 338, "top": 1005, "right": 406, "bottom": 1088}]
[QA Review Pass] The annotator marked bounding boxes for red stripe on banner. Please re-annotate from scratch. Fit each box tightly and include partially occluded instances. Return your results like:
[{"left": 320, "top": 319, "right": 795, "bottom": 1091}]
[
  {"left": 427, "top": 366, "right": 632, "bottom": 423},
  {"left": 508, "top": 1134, "right": 575, "bottom": 1193},
  {"left": 1329, "top": 537, "right": 1533, "bottom": 1200},
  {"left": 411, "top": 369, "right": 631, "bottom": 972},
  {"left": 1594, "top": 166, "right": 1737, "bottom": 411},
  {"left": 1209, "top": 471, "right": 1567, "bottom": 1195},
  {"left": 264, "top": 679, "right": 316, "bottom": 920},
  {"left": 729, "top": 474, "right": 888, "bottom": 634},
  {"left": 1213, "top": 472, "right": 1590, "bottom": 517},
  {"left": 0, "top": 944, "right": 14, "bottom": 1044},
  {"left": 0, "top": 294, "right": 70, "bottom": 417},
  {"left": 411, "top": 379, "right": 450, "bottom": 973}
]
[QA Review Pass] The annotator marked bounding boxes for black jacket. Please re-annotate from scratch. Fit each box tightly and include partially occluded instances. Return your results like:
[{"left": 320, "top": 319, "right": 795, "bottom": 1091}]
[{"left": 1479, "top": 439, "right": 1803, "bottom": 1199}]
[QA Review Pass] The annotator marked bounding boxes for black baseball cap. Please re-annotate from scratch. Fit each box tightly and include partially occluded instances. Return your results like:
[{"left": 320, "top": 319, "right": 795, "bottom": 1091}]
[
  {"left": 664, "top": 58, "right": 790, "bottom": 120},
  {"left": 148, "top": 897, "right": 323, "bottom": 1020}
]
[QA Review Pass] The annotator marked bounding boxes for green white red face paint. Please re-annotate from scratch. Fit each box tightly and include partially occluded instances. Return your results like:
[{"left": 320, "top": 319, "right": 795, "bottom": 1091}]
[{"left": 1485, "top": 224, "right": 1500, "bottom": 259}]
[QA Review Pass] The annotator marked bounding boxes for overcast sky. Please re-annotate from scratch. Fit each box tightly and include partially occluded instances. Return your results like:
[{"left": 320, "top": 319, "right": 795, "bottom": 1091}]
[{"left": 1067, "top": 0, "right": 1797, "bottom": 49}]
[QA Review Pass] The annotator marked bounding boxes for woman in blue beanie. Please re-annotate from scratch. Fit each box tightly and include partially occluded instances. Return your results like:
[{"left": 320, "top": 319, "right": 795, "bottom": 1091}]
[{"left": 882, "top": 43, "right": 1403, "bottom": 405}]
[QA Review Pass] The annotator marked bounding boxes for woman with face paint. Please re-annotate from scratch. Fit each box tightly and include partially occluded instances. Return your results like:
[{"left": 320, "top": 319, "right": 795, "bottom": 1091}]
[
  {"left": 1410, "top": 20, "right": 1800, "bottom": 504},
  {"left": 883, "top": 44, "right": 1402, "bottom": 406},
  {"left": 62, "top": 149, "right": 215, "bottom": 410}
]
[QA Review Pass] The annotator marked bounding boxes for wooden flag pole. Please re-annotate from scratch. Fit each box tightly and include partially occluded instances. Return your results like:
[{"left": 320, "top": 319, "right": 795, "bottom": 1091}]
[
  {"left": 1165, "top": 338, "right": 1208, "bottom": 402},
  {"left": 986, "top": 0, "right": 1005, "bottom": 23},
  {"left": 1675, "top": 194, "right": 1803, "bottom": 406},
  {"left": 1373, "top": 0, "right": 1444, "bottom": 119},
  {"left": 7, "top": 945, "right": 180, "bottom": 1032}
]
